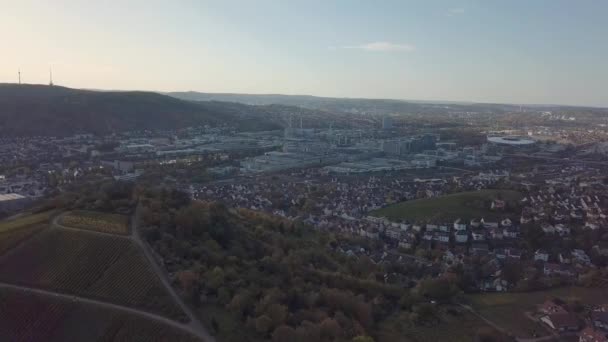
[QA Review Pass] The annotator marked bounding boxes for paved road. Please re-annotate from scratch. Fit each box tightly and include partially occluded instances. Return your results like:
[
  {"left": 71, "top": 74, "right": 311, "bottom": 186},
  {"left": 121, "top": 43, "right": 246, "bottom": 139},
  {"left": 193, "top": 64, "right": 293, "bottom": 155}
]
[
  {"left": 131, "top": 205, "right": 216, "bottom": 342},
  {"left": 0, "top": 282, "right": 202, "bottom": 339},
  {"left": 504, "top": 153, "right": 608, "bottom": 167},
  {"left": 50, "top": 210, "right": 215, "bottom": 342}
]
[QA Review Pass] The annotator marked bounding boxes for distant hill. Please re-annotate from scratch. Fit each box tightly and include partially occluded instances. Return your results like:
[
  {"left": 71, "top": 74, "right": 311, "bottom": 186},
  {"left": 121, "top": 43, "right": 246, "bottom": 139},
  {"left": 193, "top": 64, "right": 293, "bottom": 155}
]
[
  {"left": 169, "top": 91, "right": 608, "bottom": 115},
  {"left": 0, "top": 84, "right": 281, "bottom": 136},
  {"left": 169, "top": 91, "right": 437, "bottom": 115}
]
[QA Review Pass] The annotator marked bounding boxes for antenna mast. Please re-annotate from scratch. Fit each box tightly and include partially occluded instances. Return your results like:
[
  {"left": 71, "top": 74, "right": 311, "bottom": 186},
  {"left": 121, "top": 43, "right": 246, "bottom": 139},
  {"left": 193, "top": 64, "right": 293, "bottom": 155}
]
[
  {"left": 49, "top": 67, "right": 54, "bottom": 86},
  {"left": 18, "top": 69, "right": 21, "bottom": 84}
]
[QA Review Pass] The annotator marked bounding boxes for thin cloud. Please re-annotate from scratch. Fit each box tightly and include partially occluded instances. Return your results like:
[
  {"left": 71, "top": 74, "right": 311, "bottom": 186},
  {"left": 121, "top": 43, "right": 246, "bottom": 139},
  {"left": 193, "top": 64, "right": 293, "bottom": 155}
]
[
  {"left": 447, "top": 8, "right": 465, "bottom": 16},
  {"left": 338, "top": 41, "right": 415, "bottom": 52}
]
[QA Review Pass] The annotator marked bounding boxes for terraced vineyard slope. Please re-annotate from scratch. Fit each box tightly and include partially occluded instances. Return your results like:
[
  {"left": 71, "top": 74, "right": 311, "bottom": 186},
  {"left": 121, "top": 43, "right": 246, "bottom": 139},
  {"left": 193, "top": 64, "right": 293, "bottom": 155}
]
[
  {"left": 0, "top": 287, "right": 200, "bottom": 342},
  {"left": 59, "top": 210, "right": 130, "bottom": 235},
  {"left": 0, "top": 227, "right": 187, "bottom": 321}
]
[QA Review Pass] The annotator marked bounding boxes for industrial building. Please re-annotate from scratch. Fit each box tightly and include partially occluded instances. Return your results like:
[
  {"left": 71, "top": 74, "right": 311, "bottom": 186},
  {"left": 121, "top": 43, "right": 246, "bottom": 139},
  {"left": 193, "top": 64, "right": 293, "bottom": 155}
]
[{"left": 0, "top": 193, "right": 30, "bottom": 212}]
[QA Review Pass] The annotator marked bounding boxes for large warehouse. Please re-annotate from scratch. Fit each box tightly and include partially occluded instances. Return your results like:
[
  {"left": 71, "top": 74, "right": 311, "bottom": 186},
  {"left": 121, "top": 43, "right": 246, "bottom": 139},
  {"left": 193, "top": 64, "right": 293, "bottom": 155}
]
[
  {"left": 0, "top": 193, "right": 30, "bottom": 212},
  {"left": 487, "top": 136, "right": 536, "bottom": 146}
]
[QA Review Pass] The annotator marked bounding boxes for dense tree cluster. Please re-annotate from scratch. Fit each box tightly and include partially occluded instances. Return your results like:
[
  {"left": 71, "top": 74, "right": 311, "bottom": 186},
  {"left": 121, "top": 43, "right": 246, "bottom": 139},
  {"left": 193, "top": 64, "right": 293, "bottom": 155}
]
[{"left": 137, "top": 188, "right": 467, "bottom": 341}]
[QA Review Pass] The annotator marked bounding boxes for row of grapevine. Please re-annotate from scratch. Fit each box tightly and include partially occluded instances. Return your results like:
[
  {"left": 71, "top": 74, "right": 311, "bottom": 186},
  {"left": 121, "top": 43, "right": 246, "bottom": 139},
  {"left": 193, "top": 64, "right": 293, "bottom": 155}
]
[
  {"left": 0, "top": 224, "right": 47, "bottom": 256},
  {"left": 60, "top": 210, "right": 130, "bottom": 235},
  {"left": 0, "top": 288, "right": 201, "bottom": 342},
  {"left": 0, "top": 211, "right": 53, "bottom": 233},
  {"left": 0, "top": 228, "right": 185, "bottom": 320}
]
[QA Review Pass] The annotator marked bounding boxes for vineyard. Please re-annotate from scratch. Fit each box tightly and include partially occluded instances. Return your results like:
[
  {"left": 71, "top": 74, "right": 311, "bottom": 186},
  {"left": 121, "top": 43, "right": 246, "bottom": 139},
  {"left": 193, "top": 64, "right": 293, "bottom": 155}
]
[
  {"left": 0, "top": 288, "right": 201, "bottom": 342},
  {"left": 0, "top": 228, "right": 186, "bottom": 321},
  {"left": 0, "top": 224, "right": 47, "bottom": 256},
  {"left": 0, "top": 210, "right": 54, "bottom": 233},
  {"left": 60, "top": 210, "right": 130, "bottom": 235}
]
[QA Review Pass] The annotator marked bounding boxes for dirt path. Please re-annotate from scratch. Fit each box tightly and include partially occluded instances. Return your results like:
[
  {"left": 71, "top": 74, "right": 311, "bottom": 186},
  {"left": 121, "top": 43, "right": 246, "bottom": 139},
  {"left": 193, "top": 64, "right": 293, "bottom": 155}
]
[
  {"left": 131, "top": 205, "right": 216, "bottom": 342},
  {"left": 0, "top": 282, "right": 202, "bottom": 339},
  {"left": 50, "top": 210, "right": 215, "bottom": 341}
]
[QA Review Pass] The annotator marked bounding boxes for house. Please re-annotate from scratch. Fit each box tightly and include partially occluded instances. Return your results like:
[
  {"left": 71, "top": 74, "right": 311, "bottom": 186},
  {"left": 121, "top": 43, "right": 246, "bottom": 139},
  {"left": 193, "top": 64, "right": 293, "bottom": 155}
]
[
  {"left": 472, "top": 230, "right": 486, "bottom": 241},
  {"left": 503, "top": 226, "right": 520, "bottom": 239},
  {"left": 400, "top": 223, "right": 412, "bottom": 231},
  {"left": 538, "top": 299, "right": 567, "bottom": 315},
  {"left": 555, "top": 224, "right": 571, "bottom": 236},
  {"left": 579, "top": 327, "right": 608, "bottom": 342},
  {"left": 572, "top": 249, "right": 591, "bottom": 265},
  {"left": 541, "top": 223, "right": 556, "bottom": 234},
  {"left": 489, "top": 227, "right": 503, "bottom": 240},
  {"left": 495, "top": 248, "right": 507, "bottom": 260},
  {"left": 453, "top": 219, "right": 467, "bottom": 231},
  {"left": 480, "top": 278, "right": 508, "bottom": 292},
  {"left": 471, "top": 242, "right": 489, "bottom": 255},
  {"left": 426, "top": 224, "right": 439, "bottom": 232},
  {"left": 501, "top": 218, "right": 513, "bottom": 227},
  {"left": 482, "top": 219, "right": 499, "bottom": 229},
  {"left": 506, "top": 248, "right": 522, "bottom": 259},
  {"left": 540, "top": 313, "right": 580, "bottom": 332},
  {"left": 470, "top": 218, "right": 481, "bottom": 228},
  {"left": 544, "top": 263, "right": 574, "bottom": 277},
  {"left": 559, "top": 253, "right": 572, "bottom": 264},
  {"left": 422, "top": 232, "right": 433, "bottom": 241},
  {"left": 385, "top": 227, "right": 402, "bottom": 240},
  {"left": 455, "top": 230, "right": 468, "bottom": 243},
  {"left": 534, "top": 249, "right": 550, "bottom": 262},
  {"left": 492, "top": 199, "right": 506, "bottom": 210},
  {"left": 398, "top": 238, "right": 413, "bottom": 250},
  {"left": 436, "top": 231, "right": 450, "bottom": 243},
  {"left": 439, "top": 225, "right": 450, "bottom": 232},
  {"left": 592, "top": 311, "right": 608, "bottom": 331}
]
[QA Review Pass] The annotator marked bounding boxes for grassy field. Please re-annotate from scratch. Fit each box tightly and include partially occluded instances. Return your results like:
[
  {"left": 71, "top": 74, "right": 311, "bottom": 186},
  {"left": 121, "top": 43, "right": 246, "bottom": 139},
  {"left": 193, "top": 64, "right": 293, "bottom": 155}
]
[
  {"left": 375, "top": 306, "right": 503, "bottom": 342},
  {"left": 372, "top": 189, "right": 523, "bottom": 222},
  {"left": 0, "top": 287, "right": 200, "bottom": 342},
  {"left": 466, "top": 287, "right": 607, "bottom": 338},
  {"left": 60, "top": 210, "right": 130, "bottom": 235},
  {"left": 0, "top": 211, "right": 54, "bottom": 233}
]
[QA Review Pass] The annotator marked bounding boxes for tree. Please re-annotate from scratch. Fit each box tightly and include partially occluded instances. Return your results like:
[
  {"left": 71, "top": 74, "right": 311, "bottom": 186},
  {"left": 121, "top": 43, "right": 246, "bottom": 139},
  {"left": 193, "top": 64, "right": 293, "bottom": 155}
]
[
  {"left": 206, "top": 266, "right": 225, "bottom": 290},
  {"left": 272, "top": 325, "right": 297, "bottom": 342},
  {"left": 502, "top": 261, "right": 523, "bottom": 285},
  {"left": 176, "top": 270, "right": 197, "bottom": 292},
  {"left": 266, "top": 303, "right": 288, "bottom": 328},
  {"left": 353, "top": 336, "right": 375, "bottom": 342},
  {"left": 416, "top": 278, "right": 459, "bottom": 302},
  {"left": 295, "top": 321, "right": 321, "bottom": 342},
  {"left": 411, "top": 303, "right": 438, "bottom": 325},
  {"left": 320, "top": 318, "right": 342, "bottom": 340},
  {"left": 255, "top": 315, "right": 274, "bottom": 335}
]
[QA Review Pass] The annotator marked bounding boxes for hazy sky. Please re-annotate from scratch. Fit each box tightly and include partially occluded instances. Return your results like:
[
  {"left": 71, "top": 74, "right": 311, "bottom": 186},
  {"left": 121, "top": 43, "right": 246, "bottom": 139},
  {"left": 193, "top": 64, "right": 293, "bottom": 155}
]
[{"left": 1, "top": 0, "right": 607, "bottom": 106}]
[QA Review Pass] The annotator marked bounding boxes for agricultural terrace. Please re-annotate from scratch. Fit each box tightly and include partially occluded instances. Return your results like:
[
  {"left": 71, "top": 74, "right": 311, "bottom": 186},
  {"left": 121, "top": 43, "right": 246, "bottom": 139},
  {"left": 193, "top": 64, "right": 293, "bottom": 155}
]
[
  {"left": 59, "top": 210, "right": 130, "bottom": 235},
  {"left": 0, "top": 288, "right": 200, "bottom": 342},
  {"left": 372, "top": 189, "right": 523, "bottom": 222},
  {"left": 0, "top": 228, "right": 186, "bottom": 321},
  {"left": 0, "top": 210, "right": 54, "bottom": 233},
  {"left": 0, "top": 211, "right": 54, "bottom": 256},
  {"left": 466, "top": 287, "right": 608, "bottom": 338}
]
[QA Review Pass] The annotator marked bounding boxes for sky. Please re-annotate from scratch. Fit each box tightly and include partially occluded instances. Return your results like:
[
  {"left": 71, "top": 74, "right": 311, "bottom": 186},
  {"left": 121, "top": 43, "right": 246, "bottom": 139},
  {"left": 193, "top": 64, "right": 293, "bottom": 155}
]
[{"left": 1, "top": 0, "right": 607, "bottom": 107}]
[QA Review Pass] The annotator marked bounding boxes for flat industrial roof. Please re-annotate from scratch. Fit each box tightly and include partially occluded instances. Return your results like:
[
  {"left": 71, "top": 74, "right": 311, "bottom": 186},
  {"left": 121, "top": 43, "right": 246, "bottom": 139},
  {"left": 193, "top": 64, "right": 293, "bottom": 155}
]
[
  {"left": 0, "top": 193, "right": 26, "bottom": 202},
  {"left": 487, "top": 136, "right": 536, "bottom": 145}
]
